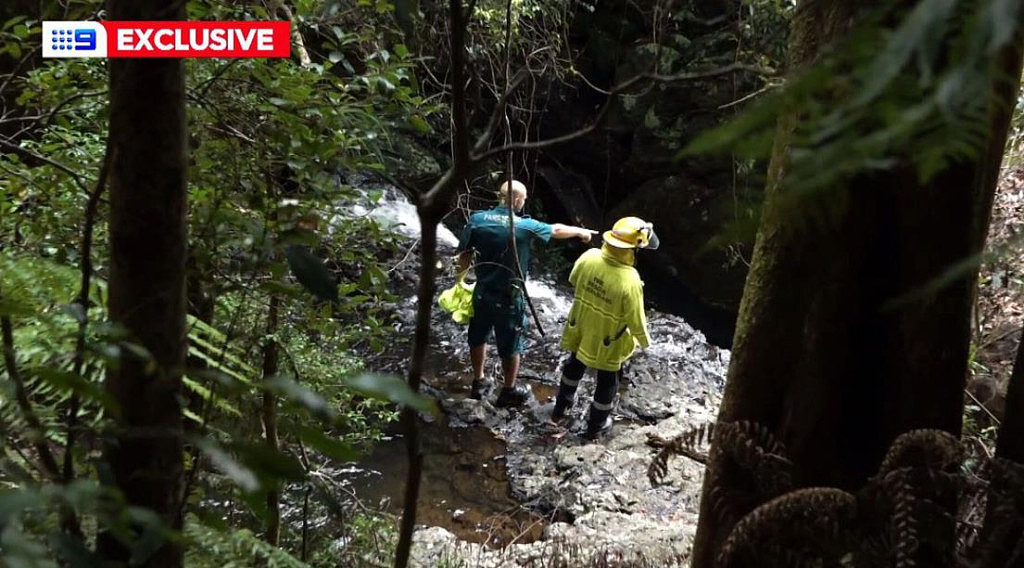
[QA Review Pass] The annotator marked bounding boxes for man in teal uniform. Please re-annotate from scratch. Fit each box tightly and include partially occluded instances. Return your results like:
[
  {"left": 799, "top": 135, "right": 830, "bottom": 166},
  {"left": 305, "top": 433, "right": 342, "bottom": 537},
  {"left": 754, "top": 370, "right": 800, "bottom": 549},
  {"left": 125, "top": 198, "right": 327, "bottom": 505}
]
[{"left": 456, "top": 179, "right": 595, "bottom": 407}]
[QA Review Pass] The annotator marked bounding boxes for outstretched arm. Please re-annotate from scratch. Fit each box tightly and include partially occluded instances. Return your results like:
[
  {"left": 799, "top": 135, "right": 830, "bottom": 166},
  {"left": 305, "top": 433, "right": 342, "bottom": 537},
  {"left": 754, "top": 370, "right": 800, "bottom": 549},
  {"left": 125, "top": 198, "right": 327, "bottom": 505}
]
[{"left": 550, "top": 223, "right": 597, "bottom": 243}]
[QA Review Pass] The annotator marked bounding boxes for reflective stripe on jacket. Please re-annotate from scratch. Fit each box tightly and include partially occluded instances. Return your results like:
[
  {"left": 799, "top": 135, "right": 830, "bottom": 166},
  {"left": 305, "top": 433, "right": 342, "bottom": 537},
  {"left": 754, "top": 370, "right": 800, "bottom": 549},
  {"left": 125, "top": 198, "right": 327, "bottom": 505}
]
[{"left": 560, "top": 247, "right": 650, "bottom": 372}]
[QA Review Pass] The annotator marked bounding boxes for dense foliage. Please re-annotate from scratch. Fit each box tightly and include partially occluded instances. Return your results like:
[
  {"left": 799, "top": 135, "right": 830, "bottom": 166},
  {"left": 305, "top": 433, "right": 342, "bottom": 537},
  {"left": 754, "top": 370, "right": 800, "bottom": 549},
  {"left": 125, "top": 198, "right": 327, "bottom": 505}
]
[{"left": 0, "top": 1, "right": 440, "bottom": 565}]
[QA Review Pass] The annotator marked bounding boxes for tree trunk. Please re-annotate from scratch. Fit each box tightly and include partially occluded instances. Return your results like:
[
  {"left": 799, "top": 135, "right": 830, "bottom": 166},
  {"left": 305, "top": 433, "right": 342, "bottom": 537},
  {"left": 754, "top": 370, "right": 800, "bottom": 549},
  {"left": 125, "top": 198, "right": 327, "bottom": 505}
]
[
  {"left": 998, "top": 330, "right": 1024, "bottom": 464},
  {"left": 268, "top": 0, "right": 311, "bottom": 67},
  {"left": 689, "top": 1, "right": 1024, "bottom": 566},
  {"left": 974, "top": 326, "right": 1024, "bottom": 567},
  {"left": 261, "top": 294, "right": 281, "bottom": 546},
  {"left": 96, "top": 0, "right": 188, "bottom": 565},
  {"left": 993, "top": 25, "right": 1024, "bottom": 466}
]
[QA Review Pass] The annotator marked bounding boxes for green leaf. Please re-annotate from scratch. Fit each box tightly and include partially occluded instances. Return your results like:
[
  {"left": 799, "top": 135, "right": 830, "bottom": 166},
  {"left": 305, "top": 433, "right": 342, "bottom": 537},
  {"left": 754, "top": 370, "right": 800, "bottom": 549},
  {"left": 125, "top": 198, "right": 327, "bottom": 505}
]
[
  {"left": 409, "top": 115, "right": 431, "bottom": 133},
  {"left": 29, "top": 368, "right": 120, "bottom": 415},
  {"left": 343, "top": 373, "right": 437, "bottom": 414},
  {"left": 195, "top": 439, "right": 260, "bottom": 492},
  {"left": 265, "top": 375, "right": 335, "bottom": 420},
  {"left": 2, "top": 16, "right": 27, "bottom": 32},
  {"left": 182, "top": 375, "right": 241, "bottom": 417},
  {"left": 357, "top": 264, "right": 387, "bottom": 291},
  {"left": 285, "top": 246, "right": 338, "bottom": 302},
  {"left": 0, "top": 488, "right": 42, "bottom": 524},
  {"left": 0, "top": 296, "right": 34, "bottom": 317},
  {"left": 50, "top": 533, "right": 105, "bottom": 568},
  {"left": 259, "top": 280, "right": 304, "bottom": 298},
  {"left": 229, "top": 442, "right": 306, "bottom": 483},
  {"left": 290, "top": 425, "right": 357, "bottom": 461},
  {"left": 852, "top": 0, "right": 957, "bottom": 107},
  {"left": 328, "top": 50, "right": 344, "bottom": 63},
  {"left": 986, "top": 0, "right": 1021, "bottom": 52}
]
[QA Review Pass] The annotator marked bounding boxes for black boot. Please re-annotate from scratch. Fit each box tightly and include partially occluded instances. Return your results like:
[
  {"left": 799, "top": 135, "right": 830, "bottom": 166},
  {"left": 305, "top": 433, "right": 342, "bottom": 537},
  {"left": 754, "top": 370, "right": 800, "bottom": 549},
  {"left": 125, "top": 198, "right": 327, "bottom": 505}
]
[
  {"left": 551, "top": 391, "right": 574, "bottom": 422},
  {"left": 583, "top": 406, "right": 613, "bottom": 440},
  {"left": 495, "top": 384, "right": 531, "bottom": 408}
]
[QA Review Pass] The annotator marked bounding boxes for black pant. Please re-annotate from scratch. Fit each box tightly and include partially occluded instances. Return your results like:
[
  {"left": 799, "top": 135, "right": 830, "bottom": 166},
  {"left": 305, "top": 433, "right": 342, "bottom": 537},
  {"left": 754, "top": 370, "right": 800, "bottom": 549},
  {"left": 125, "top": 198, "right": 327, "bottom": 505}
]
[{"left": 554, "top": 353, "right": 620, "bottom": 430}]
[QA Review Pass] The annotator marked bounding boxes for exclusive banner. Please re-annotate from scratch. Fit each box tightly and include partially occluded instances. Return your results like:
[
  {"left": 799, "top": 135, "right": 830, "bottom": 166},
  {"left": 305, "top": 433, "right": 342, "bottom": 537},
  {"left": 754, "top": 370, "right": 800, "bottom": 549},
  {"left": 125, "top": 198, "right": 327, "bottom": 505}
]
[{"left": 42, "top": 21, "right": 292, "bottom": 59}]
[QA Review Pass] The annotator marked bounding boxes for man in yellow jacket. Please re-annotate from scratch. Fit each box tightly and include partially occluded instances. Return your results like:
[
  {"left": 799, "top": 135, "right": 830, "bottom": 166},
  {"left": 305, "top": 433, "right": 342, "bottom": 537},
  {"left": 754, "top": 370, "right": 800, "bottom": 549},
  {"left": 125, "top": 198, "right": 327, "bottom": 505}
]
[{"left": 552, "top": 216, "right": 658, "bottom": 439}]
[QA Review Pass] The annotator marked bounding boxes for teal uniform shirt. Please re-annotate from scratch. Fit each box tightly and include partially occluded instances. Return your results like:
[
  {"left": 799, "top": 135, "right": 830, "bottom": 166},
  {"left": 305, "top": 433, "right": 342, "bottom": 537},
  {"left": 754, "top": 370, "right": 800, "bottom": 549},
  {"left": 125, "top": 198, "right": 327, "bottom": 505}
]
[
  {"left": 456, "top": 206, "right": 553, "bottom": 358},
  {"left": 456, "top": 206, "right": 553, "bottom": 297}
]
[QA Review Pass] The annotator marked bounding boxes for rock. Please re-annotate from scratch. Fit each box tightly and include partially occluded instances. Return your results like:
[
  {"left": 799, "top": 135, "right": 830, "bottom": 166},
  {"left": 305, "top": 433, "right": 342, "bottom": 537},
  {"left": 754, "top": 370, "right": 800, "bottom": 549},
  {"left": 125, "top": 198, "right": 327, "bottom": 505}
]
[
  {"left": 443, "top": 397, "right": 506, "bottom": 427},
  {"left": 388, "top": 134, "right": 443, "bottom": 187},
  {"left": 410, "top": 527, "right": 459, "bottom": 568}
]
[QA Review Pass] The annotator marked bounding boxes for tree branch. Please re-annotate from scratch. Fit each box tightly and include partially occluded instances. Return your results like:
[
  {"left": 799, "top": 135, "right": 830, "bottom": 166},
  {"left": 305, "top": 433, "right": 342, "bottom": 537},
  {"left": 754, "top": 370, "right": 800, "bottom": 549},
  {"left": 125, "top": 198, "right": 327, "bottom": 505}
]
[
  {"left": 471, "top": 68, "right": 530, "bottom": 156},
  {"left": 42, "top": 90, "right": 108, "bottom": 129},
  {"left": 0, "top": 307, "right": 61, "bottom": 483},
  {"left": 395, "top": 1, "right": 471, "bottom": 566},
  {"left": 62, "top": 136, "right": 112, "bottom": 490},
  {"left": 473, "top": 63, "right": 766, "bottom": 163},
  {"left": 449, "top": 0, "right": 470, "bottom": 169},
  {"left": 0, "top": 137, "right": 94, "bottom": 196},
  {"left": 0, "top": 46, "right": 41, "bottom": 99}
]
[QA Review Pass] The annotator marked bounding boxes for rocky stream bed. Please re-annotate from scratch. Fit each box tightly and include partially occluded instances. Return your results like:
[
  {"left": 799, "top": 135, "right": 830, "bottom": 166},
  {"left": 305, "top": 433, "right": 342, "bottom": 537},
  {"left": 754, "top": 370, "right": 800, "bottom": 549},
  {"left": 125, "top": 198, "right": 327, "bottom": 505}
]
[{"left": 341, "top": 183, "right": 729, "bottom": 567}]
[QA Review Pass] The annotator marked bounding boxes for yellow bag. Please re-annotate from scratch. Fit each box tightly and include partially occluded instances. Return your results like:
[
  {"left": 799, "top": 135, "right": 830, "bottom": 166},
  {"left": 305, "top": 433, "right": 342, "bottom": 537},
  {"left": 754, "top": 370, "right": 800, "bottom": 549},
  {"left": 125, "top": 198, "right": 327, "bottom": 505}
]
[{"left": 438, "top": 272, "right": 475, "bottom": 324}]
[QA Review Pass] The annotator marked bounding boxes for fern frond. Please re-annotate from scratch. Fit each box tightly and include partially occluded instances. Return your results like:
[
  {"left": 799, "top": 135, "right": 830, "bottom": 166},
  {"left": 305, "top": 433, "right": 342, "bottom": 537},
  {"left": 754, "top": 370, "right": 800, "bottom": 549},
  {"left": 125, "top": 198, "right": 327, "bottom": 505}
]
[
  {"left": 716, "top": 487, "right": 858, "bottom": 568},
  {"left": 646, "top": 420, "right": 714, "bottom": 486},
  {"left": 184, "top": 516, "right": 311, "bottom": 568},
  {"left": 877, "top": 429, "right": 961, "bottom": 475}
]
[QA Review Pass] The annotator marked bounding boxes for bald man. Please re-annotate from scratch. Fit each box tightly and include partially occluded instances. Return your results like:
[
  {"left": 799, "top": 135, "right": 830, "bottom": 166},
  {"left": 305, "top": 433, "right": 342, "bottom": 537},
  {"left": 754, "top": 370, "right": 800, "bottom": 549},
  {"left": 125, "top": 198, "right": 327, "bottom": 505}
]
[{"left": 456, "top": 179, "right": 595, "bottom": 407}]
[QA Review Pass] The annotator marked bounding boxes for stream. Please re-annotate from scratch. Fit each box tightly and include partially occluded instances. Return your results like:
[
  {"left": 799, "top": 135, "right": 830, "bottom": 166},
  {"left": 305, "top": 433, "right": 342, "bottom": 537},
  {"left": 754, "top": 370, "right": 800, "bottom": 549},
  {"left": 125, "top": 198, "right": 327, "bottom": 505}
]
[{"left": 338, "top": 179, "right": 729, "bottom": 567}]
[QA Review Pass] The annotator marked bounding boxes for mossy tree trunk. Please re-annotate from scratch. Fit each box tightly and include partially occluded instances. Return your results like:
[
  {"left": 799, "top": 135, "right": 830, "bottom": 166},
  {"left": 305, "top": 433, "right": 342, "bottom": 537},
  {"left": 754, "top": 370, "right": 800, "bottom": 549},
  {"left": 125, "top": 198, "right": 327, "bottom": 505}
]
[
  {"left": 96, "top": 0, "right": 188, "bottom": 565},
  {"left": 689, "top": 1, "right": 1024, "bottom": 566}
]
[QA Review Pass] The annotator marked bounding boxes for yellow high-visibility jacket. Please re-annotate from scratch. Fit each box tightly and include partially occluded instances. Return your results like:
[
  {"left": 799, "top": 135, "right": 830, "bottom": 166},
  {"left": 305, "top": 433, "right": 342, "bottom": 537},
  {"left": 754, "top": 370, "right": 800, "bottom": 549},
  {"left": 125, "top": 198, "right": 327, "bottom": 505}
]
[
  {"left": 438, "top": 277, "right": 475, "bottom": 324},
  {"left": 560, "top": 247, "right": 650, "bottom": 371}
]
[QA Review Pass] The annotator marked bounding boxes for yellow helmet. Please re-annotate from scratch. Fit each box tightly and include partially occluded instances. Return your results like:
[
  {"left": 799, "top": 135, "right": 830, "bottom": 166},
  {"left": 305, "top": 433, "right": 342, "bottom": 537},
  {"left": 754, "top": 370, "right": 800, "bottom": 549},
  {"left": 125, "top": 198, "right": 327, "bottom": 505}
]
[{"left": 603, "top": 216, "right": 660, "bottom": 250}]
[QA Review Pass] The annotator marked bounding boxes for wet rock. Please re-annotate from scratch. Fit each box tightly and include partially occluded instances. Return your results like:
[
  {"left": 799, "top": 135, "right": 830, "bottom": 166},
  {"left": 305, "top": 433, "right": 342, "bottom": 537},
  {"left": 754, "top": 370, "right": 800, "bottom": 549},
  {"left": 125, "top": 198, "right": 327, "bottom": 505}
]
[
  {"left": 443, "top": 397, "right": 508, "bottom": 427},
  {"left": 411, "top": 271, "right": 725, "bottom": 566},
  {"left": 410, "top": 527, "right": 459, "bottom": 567},
  {"left": 412, "top": 511, "right": 694, "bottom": 568}
]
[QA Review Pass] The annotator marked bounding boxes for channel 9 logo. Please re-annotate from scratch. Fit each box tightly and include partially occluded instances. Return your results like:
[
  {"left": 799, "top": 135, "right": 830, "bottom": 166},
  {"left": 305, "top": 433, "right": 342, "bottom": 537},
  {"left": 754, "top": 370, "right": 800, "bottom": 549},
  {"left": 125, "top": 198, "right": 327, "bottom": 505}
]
[{"left": 42, "top": 22, "right": 107, "bottom": 58}]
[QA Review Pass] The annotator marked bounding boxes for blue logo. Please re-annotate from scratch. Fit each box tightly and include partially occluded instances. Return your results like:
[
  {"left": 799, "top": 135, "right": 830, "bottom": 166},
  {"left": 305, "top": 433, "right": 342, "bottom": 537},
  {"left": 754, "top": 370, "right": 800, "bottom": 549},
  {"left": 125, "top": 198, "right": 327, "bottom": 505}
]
[
  {"left": 50, "top": 28, "right": 96, "bottom": 51},
  {"left": 42, "top": 22, "right": 106, "bottom": 58}
]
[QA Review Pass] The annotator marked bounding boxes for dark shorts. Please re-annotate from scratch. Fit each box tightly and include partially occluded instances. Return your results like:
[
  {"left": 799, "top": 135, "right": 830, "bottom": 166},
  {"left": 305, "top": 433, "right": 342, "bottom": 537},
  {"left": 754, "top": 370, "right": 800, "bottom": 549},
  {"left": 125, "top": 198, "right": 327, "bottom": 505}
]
[{"left": 467, "top": 290, "right": 527, "bottom": 359}]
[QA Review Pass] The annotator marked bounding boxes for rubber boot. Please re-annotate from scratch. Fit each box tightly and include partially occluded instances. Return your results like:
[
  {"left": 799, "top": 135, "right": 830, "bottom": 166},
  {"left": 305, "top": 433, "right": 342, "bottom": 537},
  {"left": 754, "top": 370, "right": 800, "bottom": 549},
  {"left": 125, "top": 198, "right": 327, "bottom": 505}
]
[
  {"left": 583, "top": 405, "right": 613, "bottom": 440},
  {"left": 552, "top": 389, "right": 575, "bottom": 422}
]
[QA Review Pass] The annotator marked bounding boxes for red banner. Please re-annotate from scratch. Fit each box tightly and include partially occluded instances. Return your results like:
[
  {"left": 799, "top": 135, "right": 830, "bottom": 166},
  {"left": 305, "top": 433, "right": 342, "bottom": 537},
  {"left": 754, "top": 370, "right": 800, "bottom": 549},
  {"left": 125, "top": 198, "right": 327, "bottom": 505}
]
[{"left": 100, "top": 21, "right": 290, "bottom": 58}]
